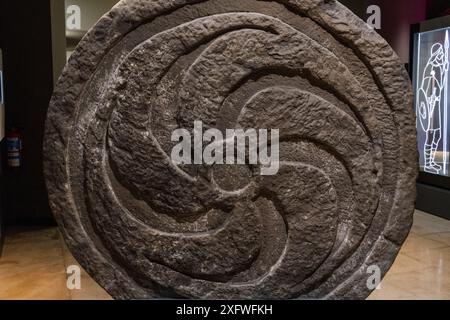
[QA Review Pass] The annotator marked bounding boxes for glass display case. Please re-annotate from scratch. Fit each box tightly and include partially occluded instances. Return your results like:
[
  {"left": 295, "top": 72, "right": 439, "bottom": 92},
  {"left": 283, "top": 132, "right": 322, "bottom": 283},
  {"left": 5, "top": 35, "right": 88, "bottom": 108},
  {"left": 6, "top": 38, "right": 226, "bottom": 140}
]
[
  {"left": 412, "top": 17, "right": 450, "bottom": 219},
  {"left": 413, "top": 26, "right": 450, "bottom": 177}
]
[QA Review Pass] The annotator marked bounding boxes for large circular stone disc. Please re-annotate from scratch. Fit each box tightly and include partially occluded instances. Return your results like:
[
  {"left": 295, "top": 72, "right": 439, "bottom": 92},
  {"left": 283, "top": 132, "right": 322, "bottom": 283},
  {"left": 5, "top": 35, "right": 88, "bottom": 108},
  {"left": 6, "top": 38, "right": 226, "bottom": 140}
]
[{"left": 44, "top": 0, "right": 418, "bottom": 300}]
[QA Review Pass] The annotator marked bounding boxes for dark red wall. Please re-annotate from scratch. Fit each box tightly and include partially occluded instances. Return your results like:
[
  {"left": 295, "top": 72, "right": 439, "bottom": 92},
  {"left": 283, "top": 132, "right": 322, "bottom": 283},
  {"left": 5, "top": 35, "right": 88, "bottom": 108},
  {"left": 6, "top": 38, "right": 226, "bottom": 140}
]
[
  {"left": 364, "top": 0, "right": 427, "bottom": 63},
  {"left": 427, "top": 0, "right": 450, "bottom": 19},
  {"left": 357, "top": 0, "right": 450, "bottom": 63}
]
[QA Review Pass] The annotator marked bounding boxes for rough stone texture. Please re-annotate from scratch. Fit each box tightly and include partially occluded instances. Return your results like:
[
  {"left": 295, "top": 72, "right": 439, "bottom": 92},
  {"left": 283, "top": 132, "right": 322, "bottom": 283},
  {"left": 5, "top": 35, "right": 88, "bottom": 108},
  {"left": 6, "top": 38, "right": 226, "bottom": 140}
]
[{"left": 44, "top": 0, "right": 418, "bottom": 299}]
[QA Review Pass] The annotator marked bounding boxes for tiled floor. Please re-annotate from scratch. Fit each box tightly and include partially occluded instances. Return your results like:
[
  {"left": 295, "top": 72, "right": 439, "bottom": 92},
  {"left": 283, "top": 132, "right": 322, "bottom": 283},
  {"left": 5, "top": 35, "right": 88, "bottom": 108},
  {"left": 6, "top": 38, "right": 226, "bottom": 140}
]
[
  {"left": 0, "top": 227, "right": 111, "bottom": 300},
  {"left": 0, "top": 210, "right": 449, "bottom": 300},
  {"left": 368, "top": 211, "right": 450, "bottom": 300}
]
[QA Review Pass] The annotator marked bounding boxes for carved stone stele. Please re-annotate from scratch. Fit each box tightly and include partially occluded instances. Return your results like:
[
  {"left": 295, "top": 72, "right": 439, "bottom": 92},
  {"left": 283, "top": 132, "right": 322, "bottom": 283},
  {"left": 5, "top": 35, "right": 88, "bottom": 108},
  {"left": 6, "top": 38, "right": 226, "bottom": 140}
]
[{"left": 44, "top": 0, "right": 418, "bottom": 299}]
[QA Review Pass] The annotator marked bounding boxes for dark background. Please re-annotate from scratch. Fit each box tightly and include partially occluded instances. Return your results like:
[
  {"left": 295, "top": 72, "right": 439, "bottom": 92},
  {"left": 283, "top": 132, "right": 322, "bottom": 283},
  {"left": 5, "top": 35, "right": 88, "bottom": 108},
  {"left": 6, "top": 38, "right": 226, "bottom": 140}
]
[
  {"left": 0, "top": 0, "right": 54, "bottom": 228},
  {"left": 0, "top": 0, "right": 448, "bottom": 238}
]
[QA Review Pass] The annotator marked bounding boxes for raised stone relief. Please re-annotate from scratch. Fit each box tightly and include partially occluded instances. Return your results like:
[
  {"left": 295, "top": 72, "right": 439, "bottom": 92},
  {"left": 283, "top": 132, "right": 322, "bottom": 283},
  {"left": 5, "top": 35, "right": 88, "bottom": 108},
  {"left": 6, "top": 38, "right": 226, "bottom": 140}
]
[{"left": 44, "top": 0, "right": 418, "bottom": 299}]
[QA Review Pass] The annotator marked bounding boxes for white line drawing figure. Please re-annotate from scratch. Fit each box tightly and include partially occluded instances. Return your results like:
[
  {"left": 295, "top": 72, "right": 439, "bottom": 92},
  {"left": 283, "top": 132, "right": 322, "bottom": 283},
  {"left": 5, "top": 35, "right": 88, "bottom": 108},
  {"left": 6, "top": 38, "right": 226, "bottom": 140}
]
[{"left": 417, "top": 30, "right": 449, "bottom": 175}]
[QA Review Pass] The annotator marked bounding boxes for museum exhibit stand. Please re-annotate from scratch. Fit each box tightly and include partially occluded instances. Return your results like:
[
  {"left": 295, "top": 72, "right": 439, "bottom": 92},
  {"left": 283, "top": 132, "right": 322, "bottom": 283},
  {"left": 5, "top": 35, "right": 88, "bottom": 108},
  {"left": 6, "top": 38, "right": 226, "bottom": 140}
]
[{"left": 412, "top": 15, "right": 450, "bottom": 220}]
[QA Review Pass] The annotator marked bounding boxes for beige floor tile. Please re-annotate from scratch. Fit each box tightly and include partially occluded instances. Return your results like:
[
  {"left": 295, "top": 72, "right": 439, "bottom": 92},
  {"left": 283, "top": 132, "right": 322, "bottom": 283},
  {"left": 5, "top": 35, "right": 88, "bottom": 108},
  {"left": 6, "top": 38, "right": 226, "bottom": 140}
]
[
  {"left": 424, "top": 232, "right": 450, "bottom": 246},
  {"left": 399, "top": 233, "right": 448, "bottom": 254},
  {"left": 367, "top": 282, "right": 417, "bottom": 300},
  {"left": 378, "top": 266, "right": 450, "bottom": 300},
  {"left": 411, "top": 211, "right": 450, "bottom": 235},
  {"left": 402, "top": 246, "right": 450, "bottom": 269},
  {"left": 0, "top": 270, "right": 70, "bottom": 300},
  {"left": 0, "top": 240, "right": 65, "bottom": 277},
  {"left": 0, "top": 227, "right": 69, "bottom": 300},
  {"left": 69, "top": 273, "right": 113, "bottom": 300},
  {"left": 3, "top": 227, "right": 61, "bottom": 245},
  {"left": 387, "top": 253, "right": 430, "bottom": 275}
]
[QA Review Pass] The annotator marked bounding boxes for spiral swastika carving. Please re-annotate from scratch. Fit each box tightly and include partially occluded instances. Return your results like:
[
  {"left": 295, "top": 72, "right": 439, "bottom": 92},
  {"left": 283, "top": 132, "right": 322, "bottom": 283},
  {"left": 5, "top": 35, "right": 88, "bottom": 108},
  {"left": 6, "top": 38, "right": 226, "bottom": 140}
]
[{"left": 44, "top": 0, "right": 418, "bottom": 299}]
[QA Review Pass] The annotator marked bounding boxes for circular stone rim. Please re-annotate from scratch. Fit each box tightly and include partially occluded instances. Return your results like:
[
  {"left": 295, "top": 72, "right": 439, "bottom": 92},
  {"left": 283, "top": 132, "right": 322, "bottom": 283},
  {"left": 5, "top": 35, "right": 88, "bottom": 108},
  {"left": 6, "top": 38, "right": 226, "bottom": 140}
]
[{"left": 44, "top": 0, "right": 418, "bottom": 300}]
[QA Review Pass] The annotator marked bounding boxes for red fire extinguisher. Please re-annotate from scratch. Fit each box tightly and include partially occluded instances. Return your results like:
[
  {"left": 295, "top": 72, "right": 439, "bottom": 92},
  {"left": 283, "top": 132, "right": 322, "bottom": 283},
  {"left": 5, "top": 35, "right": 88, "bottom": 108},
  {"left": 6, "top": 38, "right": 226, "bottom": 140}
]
[{"left": 7, "top": 127, "right": 22, "bottom": 169}]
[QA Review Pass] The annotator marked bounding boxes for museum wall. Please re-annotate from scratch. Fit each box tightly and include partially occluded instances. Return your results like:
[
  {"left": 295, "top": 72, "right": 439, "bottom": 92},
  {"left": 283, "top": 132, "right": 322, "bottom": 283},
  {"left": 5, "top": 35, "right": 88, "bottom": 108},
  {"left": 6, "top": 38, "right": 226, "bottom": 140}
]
[
  {"left": 370, "top": 0, "right": 427, "bottom": 64},
  {"left": 0, "top": 6, "right": 4, "bottom": 251},
  {"left": 427, "top": 0, "right": 450, "bottom": 19},
  {"left": 0, "top": 0, "right": 54, "bottom": 224},
  {"left": 366, "top": 0, "right": 450, "bottom": 64}
]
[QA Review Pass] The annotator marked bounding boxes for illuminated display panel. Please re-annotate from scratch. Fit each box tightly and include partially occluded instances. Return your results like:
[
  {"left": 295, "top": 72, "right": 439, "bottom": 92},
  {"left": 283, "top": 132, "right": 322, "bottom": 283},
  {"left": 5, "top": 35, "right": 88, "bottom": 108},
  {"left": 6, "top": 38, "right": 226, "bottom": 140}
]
[{"left": 414, "top": 27, "right": 450, "bottom": 177}]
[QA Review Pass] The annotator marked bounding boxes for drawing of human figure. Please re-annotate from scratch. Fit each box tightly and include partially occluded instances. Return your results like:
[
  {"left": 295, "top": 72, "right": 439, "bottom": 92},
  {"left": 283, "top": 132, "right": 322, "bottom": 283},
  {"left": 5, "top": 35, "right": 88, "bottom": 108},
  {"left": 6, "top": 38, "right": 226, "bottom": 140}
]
[{"left": 417, "top": 31, "right": 449, "bottom": 174}]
